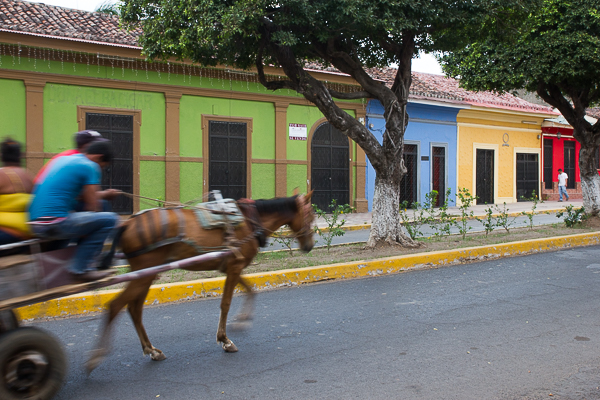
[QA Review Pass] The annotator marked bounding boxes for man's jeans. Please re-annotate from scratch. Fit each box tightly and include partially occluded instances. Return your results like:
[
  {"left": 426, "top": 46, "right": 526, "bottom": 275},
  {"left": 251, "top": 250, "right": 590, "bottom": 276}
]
[
  {"left": 32, "top": 212, "right": 119, "bottom": 274},
  {"left": 558, "top": 185, "right": 569, "bottom": 201}
]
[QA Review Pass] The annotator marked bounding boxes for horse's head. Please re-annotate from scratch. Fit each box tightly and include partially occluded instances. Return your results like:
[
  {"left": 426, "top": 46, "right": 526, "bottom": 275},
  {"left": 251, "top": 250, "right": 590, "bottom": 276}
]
[{"left": 289, "top": 191, "right": 315, "bottom": 253}]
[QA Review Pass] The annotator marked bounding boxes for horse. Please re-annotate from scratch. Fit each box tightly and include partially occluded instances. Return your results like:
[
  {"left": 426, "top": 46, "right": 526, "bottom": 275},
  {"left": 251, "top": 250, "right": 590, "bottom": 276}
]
[{"left": 86, "top": 192, "right": 315, "bottom": 372}]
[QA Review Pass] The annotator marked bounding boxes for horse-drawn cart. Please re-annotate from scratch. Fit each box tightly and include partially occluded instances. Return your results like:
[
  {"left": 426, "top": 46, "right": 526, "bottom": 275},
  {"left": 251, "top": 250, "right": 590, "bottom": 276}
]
[{"left": 0, "top": 239, "right": 232, "bottom": 400}]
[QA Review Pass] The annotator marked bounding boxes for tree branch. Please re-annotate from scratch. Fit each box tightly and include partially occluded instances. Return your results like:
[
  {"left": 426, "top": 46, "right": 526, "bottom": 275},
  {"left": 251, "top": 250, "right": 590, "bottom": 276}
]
[
  {"left": 256, "top": 29, "right": 297, "bottom": 91},
  {"left": 327, "top": 89, "right": 371, "bottom": 100}
]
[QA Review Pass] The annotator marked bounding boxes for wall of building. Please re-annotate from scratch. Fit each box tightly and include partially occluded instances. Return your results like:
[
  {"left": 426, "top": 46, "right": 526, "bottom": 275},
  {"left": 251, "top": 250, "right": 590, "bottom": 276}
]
[
  {"left": 365, "top": 100, "right": 459, "bottom": 211},
  {"left": 457, "top": 109, "right": 544, "bottom": 203},
  {"left": 0, "top": 38, "right": 368, "bottom": 212},
  {"left": 0, "top": 78, "right": 26, "bottom": 144}
]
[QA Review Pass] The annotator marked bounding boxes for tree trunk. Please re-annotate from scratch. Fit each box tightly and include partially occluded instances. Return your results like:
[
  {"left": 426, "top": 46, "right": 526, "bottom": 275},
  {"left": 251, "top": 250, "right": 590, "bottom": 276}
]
[
  {"left": 366, "top": 168, "right": 417, "bottom": 248},
  {"left": 578, "top": 142, "right": 600, "bottom": 216}
]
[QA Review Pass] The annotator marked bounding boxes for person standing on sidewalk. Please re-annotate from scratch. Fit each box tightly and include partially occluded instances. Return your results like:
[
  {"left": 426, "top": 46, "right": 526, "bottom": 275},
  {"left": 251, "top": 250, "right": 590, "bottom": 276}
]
[
  {"left": 28, "top": 140, "right": 120, "bottom": 282},
  {"left": 557, "top": 168, "right": 570, "bottom": 202}
]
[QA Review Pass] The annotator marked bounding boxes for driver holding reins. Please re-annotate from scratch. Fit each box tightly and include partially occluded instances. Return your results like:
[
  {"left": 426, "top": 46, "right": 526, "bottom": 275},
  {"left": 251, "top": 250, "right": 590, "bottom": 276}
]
[{"left": 28, "top": 140, "right": 121, "bottom": 283}]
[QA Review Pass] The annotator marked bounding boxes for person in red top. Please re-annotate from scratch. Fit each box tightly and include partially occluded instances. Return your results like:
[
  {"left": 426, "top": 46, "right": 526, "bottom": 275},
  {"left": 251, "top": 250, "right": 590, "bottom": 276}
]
[
  {"left": 35, "top": 130, "right": 121, "bottom": 211},
  {"left": 34, "top": 130, "right": 104, "bottom": 184}
]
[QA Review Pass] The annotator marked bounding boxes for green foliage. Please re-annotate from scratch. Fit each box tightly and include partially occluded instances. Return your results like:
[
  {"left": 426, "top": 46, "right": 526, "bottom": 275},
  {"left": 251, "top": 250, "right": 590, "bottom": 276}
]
[
  {"left": 120, "top": 0, "right": 512, "bottom": 234},
  {"left": 436, "top": 189, "right": 456, "bottom": 238},
  {"left": 477, "top": 206, "right": 496, "bottom": 237},
  {"left": 440, "top": 0, "right": 600, "bottom": 155},
  {"left": 425, "top": 189, "right": 455, "bottom": 239},
  {"left": 557, "top": 205, "right": 587, "bottom": 227},
  {"left": 399, "top": 201, "right": 427, "bottom": 240},
  {"left": 121, "top": 0, "right": 506, "bottom": 69},
  {"left": 520, "top": 190, "right": 540, "bottom": 230},
  {"left": 313, "top": 200, "right": 354, "bottom": 252},
  {"left": 95, "top": 1, "right": 121, "bottom": 15},
  {"left": 494, "top": 202, "right": 516, "bottom": 233},
  {"left": 269, "top": 228, "right": 297, "bottom": 255},
  {"left": 456, "top": 187, "right": 477, "bottom": 239}
]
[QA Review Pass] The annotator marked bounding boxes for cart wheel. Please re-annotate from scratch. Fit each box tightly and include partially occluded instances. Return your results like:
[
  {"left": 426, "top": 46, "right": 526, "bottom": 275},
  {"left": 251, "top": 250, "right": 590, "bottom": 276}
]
[
  {"left": 0, "top": 327, "right": 66, "bottom": 400},
  {"left": 0, "top": 311, "right": 19, "bottom": 334}
]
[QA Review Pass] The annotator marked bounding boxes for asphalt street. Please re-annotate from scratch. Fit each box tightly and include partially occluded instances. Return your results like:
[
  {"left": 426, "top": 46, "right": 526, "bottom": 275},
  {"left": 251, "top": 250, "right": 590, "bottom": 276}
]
[
  {"left": 268, "top": 212, "right": 565, "bottom": 251},
  {"left": 28, "top": 244, "right": 600, "bottom": 400}
]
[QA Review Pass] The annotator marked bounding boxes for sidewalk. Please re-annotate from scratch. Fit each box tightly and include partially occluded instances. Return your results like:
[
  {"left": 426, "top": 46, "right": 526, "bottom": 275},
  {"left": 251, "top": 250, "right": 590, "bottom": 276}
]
[{"left": 314, "top": 199, "right": 583, "bottom": 230}]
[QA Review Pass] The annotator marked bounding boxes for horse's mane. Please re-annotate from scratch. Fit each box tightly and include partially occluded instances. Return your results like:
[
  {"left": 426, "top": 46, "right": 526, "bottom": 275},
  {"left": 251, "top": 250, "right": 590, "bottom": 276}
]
[{"left": 253, "top": 195, "right": 298, "bottom": 217}]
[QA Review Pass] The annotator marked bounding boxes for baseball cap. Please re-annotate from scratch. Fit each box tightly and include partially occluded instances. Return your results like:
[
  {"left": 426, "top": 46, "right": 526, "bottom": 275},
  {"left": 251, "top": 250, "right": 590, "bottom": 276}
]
[{"left": 75, "top": 130, "right": 105, "bottom": 149}]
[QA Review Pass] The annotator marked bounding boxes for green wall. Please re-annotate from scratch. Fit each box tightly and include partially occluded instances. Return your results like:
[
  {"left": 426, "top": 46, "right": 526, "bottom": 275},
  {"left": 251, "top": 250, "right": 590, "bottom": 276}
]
[
  {"left": 179, "top": 95, "right": 275, "bottom": 159},
  {"left": 180, "top": 162, "right": 203, "bottom": 203},
  {"left": 0, "top": 43, "right": 362, "bottom": 207},
  {"left": 140, "top": 161, "right": 165, "bottom": 209},
  {"left": 0, "top": 78, "right": 26, "bottom": 143},
  {"left": 252, "top": 164, "right": 275, "bottom": 199},
  {"left": 43, "top": 84, "right": 165, "bottom": 155},
  {"left": 287, "top": 105, "right": 324, "bottom": 161},
  {"left": 287, "top": 164, "right": 308, "bottom": 195},
  {"left": 0, "top": 51, "right": 312, "bottom": 99}
]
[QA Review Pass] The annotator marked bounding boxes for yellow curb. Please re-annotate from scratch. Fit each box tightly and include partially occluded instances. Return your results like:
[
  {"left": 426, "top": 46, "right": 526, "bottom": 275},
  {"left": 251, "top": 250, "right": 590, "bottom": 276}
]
[{"left": 15, "top": 230, "right": 600, "bottom": 321}]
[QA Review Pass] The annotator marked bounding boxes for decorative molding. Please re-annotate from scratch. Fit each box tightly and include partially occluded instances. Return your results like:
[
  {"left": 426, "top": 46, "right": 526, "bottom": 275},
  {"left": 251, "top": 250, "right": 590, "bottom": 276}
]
[
  {"left": 0, "top": 69, "right": 364, "bottom": 113},
  {"left": 24, "top": 79, "right": 45, "bottom": 174}
]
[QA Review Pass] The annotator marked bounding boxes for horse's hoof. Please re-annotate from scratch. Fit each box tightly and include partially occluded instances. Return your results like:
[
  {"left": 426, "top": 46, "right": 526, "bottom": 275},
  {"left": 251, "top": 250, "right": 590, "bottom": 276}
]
[
  {"left": 151, "top": 351, "right": 167, "bottom": 361},
  {"left": 85, "top": 349, "right": 106, "bottom": 375},
  {"left": 230, "top": 320, "right": 252, "bottom": 331},
  {"left": 144, "top": 347, "right": 167, "bottom": 361},
  {"left": 221, "top": 341, "right": 238, "bottom": 353}
]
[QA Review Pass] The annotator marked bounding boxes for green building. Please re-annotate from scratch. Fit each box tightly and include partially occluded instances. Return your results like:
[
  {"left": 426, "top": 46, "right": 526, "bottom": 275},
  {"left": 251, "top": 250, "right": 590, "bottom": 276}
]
[{"left": 0, "top": 0, "right": 368, "bottom": 213}]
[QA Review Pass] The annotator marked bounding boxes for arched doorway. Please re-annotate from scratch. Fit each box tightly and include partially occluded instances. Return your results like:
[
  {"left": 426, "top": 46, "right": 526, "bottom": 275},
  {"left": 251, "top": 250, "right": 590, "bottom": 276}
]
[{"left": 311, "top": 122, "right": 350, "bottom": 211}]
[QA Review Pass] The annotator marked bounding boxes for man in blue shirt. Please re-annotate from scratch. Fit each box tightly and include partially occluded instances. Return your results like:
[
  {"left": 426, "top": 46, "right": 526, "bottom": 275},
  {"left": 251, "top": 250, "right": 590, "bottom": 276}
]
[{"left": 29, "top": 140, "right": 120, "bottom": 282}]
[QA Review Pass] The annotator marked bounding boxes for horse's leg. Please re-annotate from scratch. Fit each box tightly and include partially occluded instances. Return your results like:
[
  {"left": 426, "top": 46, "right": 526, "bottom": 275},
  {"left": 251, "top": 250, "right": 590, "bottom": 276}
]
[
  {"left": 217, "top": 267, "right": 243, "bottom": 352},
  {"left": 126, "top": 276, "right": 167, "bottom": 361},
  {"left": 85, "top": 278, "right": 154, "bottom": 373},
  {"left": 230, "top": 276, "right": 254, "bottom": 331}
]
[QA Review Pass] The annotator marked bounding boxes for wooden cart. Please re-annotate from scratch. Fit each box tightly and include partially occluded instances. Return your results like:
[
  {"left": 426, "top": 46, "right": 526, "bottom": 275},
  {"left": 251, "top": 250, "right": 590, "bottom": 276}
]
[{"left": 0, "top": 240, "right": 231, "bottom": 400}]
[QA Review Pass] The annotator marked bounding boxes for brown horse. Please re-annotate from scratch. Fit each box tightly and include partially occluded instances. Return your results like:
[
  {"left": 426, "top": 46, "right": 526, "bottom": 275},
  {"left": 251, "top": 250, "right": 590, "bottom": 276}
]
[{"left": 86, "top": 192, "right": 315, "bottom": 372}]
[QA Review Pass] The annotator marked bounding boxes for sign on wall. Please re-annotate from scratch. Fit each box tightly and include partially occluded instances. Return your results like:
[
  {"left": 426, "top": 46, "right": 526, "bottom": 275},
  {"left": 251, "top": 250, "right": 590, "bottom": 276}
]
[{"left": 289, "top": 123, "right": 307, "bottom": 141}]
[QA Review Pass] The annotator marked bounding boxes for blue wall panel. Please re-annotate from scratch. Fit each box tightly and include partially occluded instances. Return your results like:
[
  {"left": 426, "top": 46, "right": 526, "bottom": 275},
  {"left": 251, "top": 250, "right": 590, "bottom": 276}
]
[{"left": 365, "top": 100, "right": 460, "bottom": 211}]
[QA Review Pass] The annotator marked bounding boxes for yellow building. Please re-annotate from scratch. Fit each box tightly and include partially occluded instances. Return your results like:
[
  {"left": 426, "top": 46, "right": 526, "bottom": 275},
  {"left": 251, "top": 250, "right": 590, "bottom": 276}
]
[{"left": 457, "top": 107, "right": 556, "bottom": 204}]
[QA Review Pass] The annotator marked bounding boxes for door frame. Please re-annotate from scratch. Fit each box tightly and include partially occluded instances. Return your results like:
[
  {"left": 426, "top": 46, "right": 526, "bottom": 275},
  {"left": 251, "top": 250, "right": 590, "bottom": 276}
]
[
  {"left": 472, "top": 143, "right": 498, "bottom": 204},
  {"left": 201, "top": 114, "right": 253, "bottom": 199},
  {"left": 513, "top": 147, "right": 541, "bottom": 202},
  {"left": 429, "top": 142, "right": 448, "bottom": 201},
  {"left": 403, "top": 140, "right": 421, "bottom": 204},
  {"left": 307, "top": 118, "right": 352, "bottom": 207},
  {"left": 77, "top": 106, "right": 141, "bottom": 213}
]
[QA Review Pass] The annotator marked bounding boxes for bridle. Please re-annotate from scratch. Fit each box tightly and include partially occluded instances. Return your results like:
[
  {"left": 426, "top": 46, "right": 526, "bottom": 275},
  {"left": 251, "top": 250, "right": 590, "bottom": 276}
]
[
  {"left": 292, "top": 194, "right": 315, "bottom": 240},
  {"left": 238, "top": 195, "right": 314, "bottom": 245}
]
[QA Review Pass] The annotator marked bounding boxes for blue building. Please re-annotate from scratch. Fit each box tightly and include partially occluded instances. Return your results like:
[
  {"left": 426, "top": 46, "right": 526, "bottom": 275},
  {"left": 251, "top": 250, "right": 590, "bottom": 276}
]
[{"left": 365, "top": 99, "right": 462, "bottom": 211}]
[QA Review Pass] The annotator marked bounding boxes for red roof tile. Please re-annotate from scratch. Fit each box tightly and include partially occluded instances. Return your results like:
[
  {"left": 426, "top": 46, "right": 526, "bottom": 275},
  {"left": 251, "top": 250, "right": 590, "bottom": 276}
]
[
  {"left": 587, "top": 107, "right": 600, "bottom": 119},
  {"left": 370, "top": 66, "right": 555, "bottom": 114},
  {"left": 0, "top": 0, "right": 141, "bottom": 46}
]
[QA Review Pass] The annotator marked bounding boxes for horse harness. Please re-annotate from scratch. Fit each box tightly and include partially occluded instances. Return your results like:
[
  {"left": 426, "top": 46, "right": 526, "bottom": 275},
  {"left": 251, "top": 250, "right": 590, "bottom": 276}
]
[{"left": 123, "top": 203, "right": 268, "bottom": 260}]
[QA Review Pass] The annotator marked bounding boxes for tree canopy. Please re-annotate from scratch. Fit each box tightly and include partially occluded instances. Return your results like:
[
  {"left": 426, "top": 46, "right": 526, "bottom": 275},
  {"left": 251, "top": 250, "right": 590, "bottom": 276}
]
[
  {"left": 441, "top": 0, "right": 600, "bottom": 136},
  {"left": 441, "top": 0, "right": 600, "bottom": 215},
  {"left": 120, "top": 0, "right": 519, "bottom": 246}
]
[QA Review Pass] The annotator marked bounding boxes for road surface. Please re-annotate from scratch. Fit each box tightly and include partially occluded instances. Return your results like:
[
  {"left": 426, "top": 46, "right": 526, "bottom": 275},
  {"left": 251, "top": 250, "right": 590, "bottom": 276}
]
[{"left": 25, "top": 244, "right": 600, "bottom": 399}]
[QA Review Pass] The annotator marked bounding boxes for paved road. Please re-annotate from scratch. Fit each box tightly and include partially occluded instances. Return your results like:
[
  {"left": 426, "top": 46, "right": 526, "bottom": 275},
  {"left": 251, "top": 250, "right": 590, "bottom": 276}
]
[
  {"left": 268, "top": 212, "right": 565, "bottom": 251},
  {"left": 29, "top": 245, "right": 600, "bottom": 399}
]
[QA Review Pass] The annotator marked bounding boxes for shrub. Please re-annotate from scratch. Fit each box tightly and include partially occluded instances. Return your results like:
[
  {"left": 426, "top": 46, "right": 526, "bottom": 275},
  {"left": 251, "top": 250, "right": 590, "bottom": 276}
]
[
  {"left": 313, "top": 200, "right": 354, "bottom": 252},
  {"left": 556, "top": 205, "right": 587, "bottom": 227}
]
